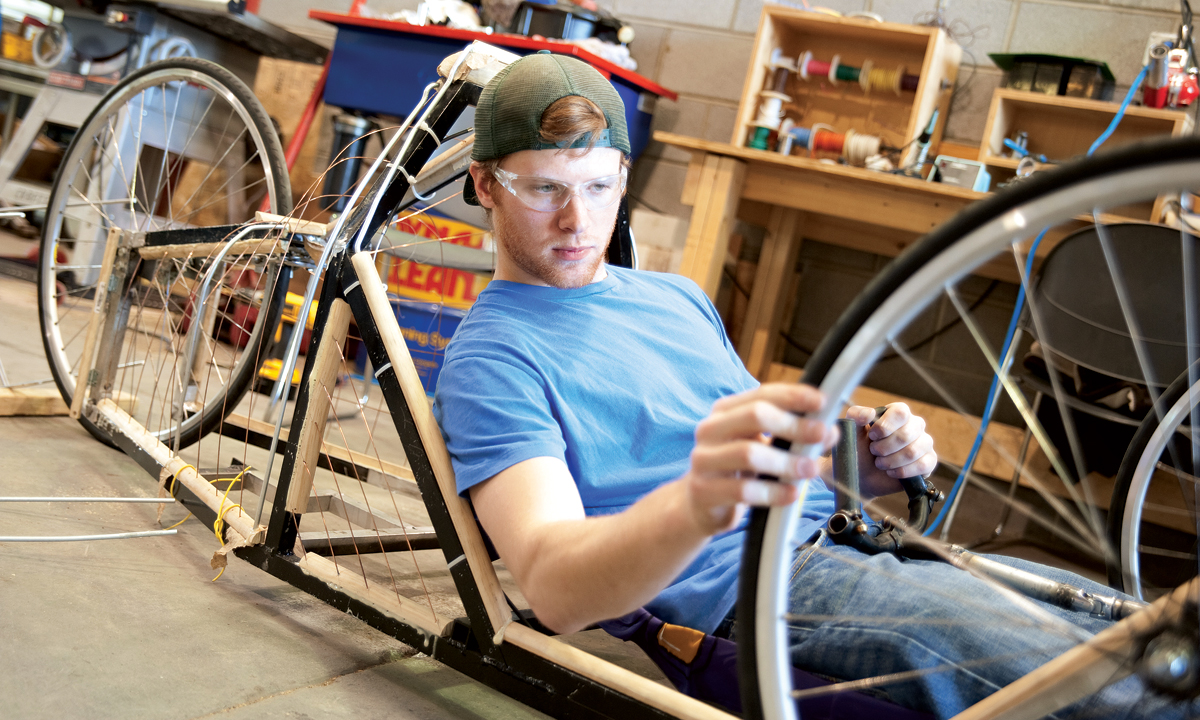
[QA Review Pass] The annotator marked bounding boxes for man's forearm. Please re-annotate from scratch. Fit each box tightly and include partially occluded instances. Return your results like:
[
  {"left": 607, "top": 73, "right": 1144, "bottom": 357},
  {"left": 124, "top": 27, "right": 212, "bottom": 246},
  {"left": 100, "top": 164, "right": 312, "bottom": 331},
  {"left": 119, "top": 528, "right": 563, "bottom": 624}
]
[{"left": 481, "top": 473, "right": 715, "bottom": 635}]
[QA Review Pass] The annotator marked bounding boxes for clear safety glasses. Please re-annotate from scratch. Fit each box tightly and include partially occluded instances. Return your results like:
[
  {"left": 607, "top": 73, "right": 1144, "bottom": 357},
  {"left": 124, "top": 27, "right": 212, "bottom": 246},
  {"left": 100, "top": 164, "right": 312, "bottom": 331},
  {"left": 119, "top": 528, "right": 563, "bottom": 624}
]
[{"left": 491, "top": 167, "right": 627, "bottom": 213}]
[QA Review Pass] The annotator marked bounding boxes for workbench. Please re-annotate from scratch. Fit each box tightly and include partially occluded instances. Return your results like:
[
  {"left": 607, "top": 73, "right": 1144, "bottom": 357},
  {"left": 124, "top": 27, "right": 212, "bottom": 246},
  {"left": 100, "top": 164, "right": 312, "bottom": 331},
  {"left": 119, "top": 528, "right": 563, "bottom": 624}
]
[{"left": 657, "top": 130, "right": 989, "bottom": 380}]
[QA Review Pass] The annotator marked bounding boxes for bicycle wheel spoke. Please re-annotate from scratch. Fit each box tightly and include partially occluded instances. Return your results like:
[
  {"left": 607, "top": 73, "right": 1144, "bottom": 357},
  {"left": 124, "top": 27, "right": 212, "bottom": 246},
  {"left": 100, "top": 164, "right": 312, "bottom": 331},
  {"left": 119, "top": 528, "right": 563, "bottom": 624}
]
[{"left": 889, "top": 331, "right": 1108, "bottom": 559}]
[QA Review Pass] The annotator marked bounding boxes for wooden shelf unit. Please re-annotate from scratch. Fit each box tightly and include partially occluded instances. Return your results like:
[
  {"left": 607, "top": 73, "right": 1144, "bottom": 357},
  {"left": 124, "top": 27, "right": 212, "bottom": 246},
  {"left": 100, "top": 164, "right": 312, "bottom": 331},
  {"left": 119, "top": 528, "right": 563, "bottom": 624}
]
[
  {"left": 734, "top": 7, "right": 961, "bottom": 166},
  {"left": 980, "top": 89, "right": 1193, "bottom": 218}
]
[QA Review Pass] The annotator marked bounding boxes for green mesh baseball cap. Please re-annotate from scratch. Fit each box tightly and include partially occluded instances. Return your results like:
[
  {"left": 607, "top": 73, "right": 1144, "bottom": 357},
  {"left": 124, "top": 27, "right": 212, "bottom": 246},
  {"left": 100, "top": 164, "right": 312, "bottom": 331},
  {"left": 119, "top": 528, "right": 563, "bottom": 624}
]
[{"left": 464, "top": 51, "right": 630, "bottom": 205}]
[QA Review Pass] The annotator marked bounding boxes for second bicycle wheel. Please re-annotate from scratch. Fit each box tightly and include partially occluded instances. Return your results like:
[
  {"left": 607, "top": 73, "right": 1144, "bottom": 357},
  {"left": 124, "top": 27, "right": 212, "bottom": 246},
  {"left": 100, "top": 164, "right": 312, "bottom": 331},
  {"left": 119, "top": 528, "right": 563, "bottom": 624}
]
[
  {"left": 37, "top": 57, "right": 293, "bottom": 449},
  {"left": 1109, "top": 362, "right": 1199, "bottom": 602},
  {"left": 739, "top": 137, "right": 1200, "bottom": 720}
]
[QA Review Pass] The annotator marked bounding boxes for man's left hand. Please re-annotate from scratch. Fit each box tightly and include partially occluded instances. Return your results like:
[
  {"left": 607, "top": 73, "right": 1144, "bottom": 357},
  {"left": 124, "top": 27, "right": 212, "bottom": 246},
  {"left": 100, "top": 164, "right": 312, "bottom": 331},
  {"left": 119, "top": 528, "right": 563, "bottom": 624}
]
[{"left": 845, "top": 403, "right": 937, "bottom": 498}]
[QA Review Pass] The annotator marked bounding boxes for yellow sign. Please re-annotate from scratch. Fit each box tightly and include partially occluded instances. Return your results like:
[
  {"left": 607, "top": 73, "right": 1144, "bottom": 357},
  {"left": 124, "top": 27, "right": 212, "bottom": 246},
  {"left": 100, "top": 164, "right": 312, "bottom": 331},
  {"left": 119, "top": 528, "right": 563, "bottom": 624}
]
[{"left": 382, "top": 213, "right": 490, "bottom": 310}]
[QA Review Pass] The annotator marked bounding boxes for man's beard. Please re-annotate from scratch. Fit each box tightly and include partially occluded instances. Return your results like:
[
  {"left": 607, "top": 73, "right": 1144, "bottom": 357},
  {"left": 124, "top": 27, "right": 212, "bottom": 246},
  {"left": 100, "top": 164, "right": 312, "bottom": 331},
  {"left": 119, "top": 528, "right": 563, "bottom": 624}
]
[{"left": 491, "top": 207, "right": 613, "bottom": 289}]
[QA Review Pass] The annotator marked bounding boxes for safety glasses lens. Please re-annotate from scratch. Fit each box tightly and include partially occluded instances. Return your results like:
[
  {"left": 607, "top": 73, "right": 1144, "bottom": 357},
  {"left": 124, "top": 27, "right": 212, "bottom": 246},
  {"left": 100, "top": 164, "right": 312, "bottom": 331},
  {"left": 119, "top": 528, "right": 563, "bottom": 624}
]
[{"left": 498, "top": 172, "right": 625, "bottom": 212}]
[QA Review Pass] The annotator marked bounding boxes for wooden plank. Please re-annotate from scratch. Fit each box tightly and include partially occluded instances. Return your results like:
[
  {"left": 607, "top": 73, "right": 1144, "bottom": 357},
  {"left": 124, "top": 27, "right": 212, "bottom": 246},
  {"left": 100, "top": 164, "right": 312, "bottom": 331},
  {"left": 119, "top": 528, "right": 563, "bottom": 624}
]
[
  {"left": 70, "top": 226, "right": 121, "bottom": 420},
  {"left": 656, "top": 132, "right": 982, "bottom": 199},
  {"left": 504, "top": 624, "right": 737, "bottom": 720},
  {"left": 739, "top": 207, "right": 803, "bottom": 379},
  {"left": 0, "top": 387, "right": 68, "bottom": 416},
  {"left": 254, "top": 211, "right": 332, "bottom": 237},
  {"left": 286, "top": 298, "right": 352, "bottom": 514},
  {"left": 224, "top": 411, "right": 418, "bottom": 485},
  {"left": 254, "top": 58, "right": 329, "bottom": 222},
  {"left": 677, "top": 153, "right": 722, "bottom": 283},
  {"left": 351, "top": 251, "right": 512, "bottom": 640},
  {"left": 699, "top": 156, "right": 747, "bottom": 297},
  {"left": 740, "top": 159, "right": 972, "bottom": 235},
  {"left": 679, "top": 152, "right": 704, "bottom": 207},
  {"left": 678, "top": 155, "right": 746, "bottom": 298},
  {"left": 0, "top": 387, "right": 136, "bottom": 417},
  {"left": 905, "top": 27, "right": 960, "bottom": 167},
  {"left": 226, "top": 411, "right": 416, "bottom": 485},
  {"left": 298, "top": 551, "right": 452, "bottom": 637},
  {"left": 137, "top": 236, "right": 286, "bottom": 260},
  {"left": 937, "top": 140, "right": 980, "bottom": 162}
]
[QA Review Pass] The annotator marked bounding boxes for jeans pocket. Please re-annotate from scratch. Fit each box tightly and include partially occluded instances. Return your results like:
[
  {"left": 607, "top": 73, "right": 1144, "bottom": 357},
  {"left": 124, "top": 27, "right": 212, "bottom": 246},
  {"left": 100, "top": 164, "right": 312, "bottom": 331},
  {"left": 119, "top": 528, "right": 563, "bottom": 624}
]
[{"left": 789, "top": 529, "right": 827, "bottom": 586}]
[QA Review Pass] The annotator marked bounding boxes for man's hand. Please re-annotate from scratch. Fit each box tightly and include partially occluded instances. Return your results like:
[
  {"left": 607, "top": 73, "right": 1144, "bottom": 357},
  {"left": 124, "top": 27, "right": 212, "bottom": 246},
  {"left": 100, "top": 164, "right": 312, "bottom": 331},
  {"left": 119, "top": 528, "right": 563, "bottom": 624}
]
[
  {"left": 845, "top": 403, "right": 937, "bottom": 498},
  {"left": 682, "top": 383, "right": 839, "bottom": 535}
]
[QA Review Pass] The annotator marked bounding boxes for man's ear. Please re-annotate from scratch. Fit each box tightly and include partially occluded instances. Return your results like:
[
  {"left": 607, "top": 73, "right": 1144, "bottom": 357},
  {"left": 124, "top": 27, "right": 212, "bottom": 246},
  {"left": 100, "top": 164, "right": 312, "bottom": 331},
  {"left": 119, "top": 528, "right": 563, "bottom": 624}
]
[{"left": 469, "top": 162, "right": 497, "bottom": 209}]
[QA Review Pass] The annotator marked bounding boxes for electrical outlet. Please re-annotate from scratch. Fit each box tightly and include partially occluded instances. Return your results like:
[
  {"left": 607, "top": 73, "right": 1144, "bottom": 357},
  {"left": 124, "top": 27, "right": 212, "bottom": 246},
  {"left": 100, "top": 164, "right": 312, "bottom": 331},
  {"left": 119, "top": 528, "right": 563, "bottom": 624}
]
[{"left": 1144, "top": 31, "right": 1178, "bottom": 66}]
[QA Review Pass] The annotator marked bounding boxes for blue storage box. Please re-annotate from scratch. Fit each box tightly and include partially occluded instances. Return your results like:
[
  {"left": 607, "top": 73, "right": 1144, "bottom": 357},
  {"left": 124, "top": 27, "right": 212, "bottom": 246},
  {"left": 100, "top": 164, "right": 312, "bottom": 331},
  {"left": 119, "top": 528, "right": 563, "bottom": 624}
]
[{"left": 312, "top": 11, "right": 676, "bottom": 161}]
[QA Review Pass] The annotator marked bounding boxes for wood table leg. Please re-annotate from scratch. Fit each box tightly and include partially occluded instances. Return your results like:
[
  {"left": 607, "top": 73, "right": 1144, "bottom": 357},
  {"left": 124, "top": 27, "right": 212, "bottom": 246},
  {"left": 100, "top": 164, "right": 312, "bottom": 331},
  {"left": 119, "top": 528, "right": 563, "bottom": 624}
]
[
  {"left": 677, "top": 153, "right": 747, "bottom": 298},
  {"left": 739, "top": 207, "right": 804, "bottom": 379}
]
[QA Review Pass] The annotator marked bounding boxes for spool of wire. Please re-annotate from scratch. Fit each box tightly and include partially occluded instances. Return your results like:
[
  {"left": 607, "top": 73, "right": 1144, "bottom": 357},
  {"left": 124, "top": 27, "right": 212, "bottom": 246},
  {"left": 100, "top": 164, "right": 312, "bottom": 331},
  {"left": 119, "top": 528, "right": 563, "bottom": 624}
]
[
  {"left": 866, "top": 65, "right": 902, "bottom": 94},
  {"left": 770, "top": 64, "right": 790, "bottom": 94},
  {"left": 749, "top": 47, "right": 796, "bottom": 149},
  {"left": 827, "top": 54, "right": 842, "bottom": 84},
  {"left": 843, "top": 129, "right": 882, "bottom": 165},
  {"left": 810, "top": 124, "right": 845, "bottom": 154},
  {"left": 835, "top": 62, "right": 860, "bottom": 83},
  {"left": 796, "top": 51, "right": 921, "bottom": 94},
  {"left": 779, "top": 122, "right": 883, "bottom": 167},
  {"left": 787, "top": 123, "right": 812, "bottom": 150},
  {"left": 805, "top": 57, "right": 832, "bottom": 78}
]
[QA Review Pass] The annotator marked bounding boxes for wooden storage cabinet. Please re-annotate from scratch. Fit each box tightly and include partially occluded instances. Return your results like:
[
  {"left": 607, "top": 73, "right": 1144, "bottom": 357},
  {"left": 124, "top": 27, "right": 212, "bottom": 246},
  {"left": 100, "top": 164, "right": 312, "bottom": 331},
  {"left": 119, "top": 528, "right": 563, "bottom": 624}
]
[
  {"left": 980, "top": 88, "right": 1192, "bottom": 215},
  {"left": 734, "top": 7, "right": 961, "bottom": 166}
]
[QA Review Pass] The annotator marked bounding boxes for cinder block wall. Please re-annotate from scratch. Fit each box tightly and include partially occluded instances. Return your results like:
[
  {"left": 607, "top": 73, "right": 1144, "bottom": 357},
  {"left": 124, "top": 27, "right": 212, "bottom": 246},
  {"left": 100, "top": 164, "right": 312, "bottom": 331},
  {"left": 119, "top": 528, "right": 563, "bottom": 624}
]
[{"left": 258, "top": 0, "right": 1186, "bottom": 421}]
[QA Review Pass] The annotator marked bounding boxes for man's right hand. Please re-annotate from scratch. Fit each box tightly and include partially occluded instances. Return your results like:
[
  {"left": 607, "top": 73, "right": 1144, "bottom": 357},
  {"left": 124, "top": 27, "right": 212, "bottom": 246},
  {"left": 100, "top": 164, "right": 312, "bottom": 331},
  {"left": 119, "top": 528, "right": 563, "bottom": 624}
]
[{"left": 682, "top": 383, "right": 838, "bottom": 535}]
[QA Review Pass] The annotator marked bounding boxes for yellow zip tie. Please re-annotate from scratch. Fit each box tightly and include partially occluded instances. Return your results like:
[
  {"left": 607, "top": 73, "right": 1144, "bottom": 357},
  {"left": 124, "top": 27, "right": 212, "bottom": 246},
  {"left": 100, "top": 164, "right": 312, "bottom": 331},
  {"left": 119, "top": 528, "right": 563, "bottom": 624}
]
[
  {"left": 162, "top": 475, "right": 240, "bottom": 532},
  {"left": 214, "top": 503, "right": 243, "bottom": 544},
  {"left": 165, "top": 463, "right": 199, "bottom": 497},
  {"left": 158, "top": 464, "right": 199, "bottom": 527},
  {"left": 211, "top": 466, "right": 250, "bottom": 582},
  {"left": 213, "top": 466, "right": 249, "bottom": 543}
]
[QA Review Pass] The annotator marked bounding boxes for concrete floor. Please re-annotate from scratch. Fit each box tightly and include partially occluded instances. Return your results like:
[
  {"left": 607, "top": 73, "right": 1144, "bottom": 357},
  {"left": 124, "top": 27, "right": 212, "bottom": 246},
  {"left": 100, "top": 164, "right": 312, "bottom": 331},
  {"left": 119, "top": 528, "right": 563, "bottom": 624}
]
[{"left": 0, "top": 259, "right": 556, "bottom": 720}]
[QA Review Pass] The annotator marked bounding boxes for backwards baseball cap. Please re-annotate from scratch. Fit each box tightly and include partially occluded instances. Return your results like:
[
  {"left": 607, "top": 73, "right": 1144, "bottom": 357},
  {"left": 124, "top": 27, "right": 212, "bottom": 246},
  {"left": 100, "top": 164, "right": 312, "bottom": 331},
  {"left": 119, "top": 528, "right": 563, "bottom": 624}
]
[{"left": 464, "top": 50, "right": 630, "bottom": 205}]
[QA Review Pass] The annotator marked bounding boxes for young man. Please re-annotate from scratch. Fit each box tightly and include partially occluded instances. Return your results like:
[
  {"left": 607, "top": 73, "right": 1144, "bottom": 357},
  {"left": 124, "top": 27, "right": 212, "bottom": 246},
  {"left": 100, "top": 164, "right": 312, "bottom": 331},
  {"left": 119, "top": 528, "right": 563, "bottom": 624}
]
[{"left": 433, "top": 52, "right": 1180, "bottom": 719}]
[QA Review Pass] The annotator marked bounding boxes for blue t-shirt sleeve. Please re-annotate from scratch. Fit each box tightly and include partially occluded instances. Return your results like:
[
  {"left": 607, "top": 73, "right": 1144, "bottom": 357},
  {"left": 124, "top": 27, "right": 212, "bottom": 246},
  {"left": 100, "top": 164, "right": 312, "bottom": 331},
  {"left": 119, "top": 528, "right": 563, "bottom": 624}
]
[{"left": 433, "top": 352, "right": 567, "bottom": 497}]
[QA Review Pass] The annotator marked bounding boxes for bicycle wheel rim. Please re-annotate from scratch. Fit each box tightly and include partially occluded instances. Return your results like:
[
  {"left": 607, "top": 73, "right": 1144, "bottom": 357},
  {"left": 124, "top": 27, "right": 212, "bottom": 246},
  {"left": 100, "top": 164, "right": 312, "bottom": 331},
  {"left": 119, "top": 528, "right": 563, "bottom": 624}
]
[
  {"left": 1116, "top": 374, "right": 1200, "bottom": 600},
  {"left": 741, "top": 135, "right": 1200, "bottom": 720}
]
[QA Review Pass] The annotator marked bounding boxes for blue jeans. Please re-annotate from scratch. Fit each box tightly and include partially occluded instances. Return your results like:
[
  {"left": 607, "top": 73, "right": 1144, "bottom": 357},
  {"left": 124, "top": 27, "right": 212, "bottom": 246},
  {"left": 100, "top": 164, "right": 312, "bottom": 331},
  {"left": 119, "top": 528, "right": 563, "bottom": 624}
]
[{"left": 774, "top": 531, "right": 1197, "bottom": 719}]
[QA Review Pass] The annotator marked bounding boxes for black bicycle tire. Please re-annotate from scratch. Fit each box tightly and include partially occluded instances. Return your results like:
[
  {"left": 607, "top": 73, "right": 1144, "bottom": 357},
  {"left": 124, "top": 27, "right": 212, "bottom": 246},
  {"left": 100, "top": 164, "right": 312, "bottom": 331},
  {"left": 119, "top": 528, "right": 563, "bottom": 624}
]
[
  {"left": 36, "top": 57, "right": 294, "bottom": 448},
  {"left": 738, "top": 134, "right": 1200, "bottom": 720}
]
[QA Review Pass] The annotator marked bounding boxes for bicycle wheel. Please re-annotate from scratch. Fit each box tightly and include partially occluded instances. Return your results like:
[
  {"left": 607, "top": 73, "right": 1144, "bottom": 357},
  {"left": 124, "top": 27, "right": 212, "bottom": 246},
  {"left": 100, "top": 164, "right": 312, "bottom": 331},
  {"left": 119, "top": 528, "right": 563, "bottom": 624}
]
[
  {"left": 36, "top": 57, "right": 293, "bottom": 448},
  {"left": 739, "top": 137, "right": 1200, "bottom": 720},
  {"left": 1109, "top": 364, "right": 1199, "bottom": 601}
]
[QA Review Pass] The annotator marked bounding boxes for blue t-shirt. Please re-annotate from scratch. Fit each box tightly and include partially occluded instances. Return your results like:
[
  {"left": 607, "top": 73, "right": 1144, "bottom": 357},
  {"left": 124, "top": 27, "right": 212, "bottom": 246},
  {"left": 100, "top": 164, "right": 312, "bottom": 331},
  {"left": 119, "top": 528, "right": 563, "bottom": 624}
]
[{"left": 433, "top": 265, "right": 833, "bottom": 633}]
